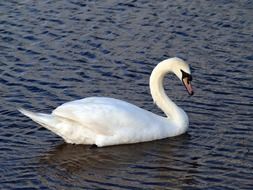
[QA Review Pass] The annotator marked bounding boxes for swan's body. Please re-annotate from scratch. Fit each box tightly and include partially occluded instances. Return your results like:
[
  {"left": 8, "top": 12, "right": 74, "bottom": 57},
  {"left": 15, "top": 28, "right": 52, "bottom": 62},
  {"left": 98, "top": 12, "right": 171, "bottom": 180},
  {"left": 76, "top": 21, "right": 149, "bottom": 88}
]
[{"left": 19, "top": 57, "right": 193, "bottom": 147}]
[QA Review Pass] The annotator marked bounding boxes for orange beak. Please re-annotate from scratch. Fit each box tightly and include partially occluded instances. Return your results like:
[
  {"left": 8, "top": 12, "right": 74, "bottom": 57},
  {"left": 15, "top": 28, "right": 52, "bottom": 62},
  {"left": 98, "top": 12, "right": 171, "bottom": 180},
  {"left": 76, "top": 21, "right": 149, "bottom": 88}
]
[{"left": 183, "top": 77, "right": 194, "bottom": 96}]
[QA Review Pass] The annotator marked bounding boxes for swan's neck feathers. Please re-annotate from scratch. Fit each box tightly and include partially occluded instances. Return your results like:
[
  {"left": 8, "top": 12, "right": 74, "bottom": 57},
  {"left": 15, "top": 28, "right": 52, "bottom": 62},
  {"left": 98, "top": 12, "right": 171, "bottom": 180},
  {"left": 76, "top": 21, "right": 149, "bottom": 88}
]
[{"left": 149, "top": 59, "right": 189, "bottom": 128}]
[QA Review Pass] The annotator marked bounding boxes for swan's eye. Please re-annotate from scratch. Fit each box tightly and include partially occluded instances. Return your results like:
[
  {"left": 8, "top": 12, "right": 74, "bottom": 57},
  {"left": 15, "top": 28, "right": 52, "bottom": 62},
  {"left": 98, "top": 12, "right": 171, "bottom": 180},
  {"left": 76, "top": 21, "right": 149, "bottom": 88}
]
[{"left": 180, "top": 69, "right": 192, "bottom": 82}]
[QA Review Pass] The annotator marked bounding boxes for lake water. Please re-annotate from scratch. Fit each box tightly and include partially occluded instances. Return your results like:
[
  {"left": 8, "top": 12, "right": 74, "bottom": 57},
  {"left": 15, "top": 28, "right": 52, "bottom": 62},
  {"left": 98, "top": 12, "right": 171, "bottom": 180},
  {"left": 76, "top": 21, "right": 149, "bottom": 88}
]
[{"left": 1, "top": 0, "right": 253, "bottom": 189}]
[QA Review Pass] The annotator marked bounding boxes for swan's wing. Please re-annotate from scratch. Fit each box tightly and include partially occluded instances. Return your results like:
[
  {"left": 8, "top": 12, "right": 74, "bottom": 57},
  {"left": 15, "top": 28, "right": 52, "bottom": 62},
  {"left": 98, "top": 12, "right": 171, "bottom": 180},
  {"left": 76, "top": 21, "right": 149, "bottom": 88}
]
[{"left": 52, "top": 97, "right": 151, "bottom": 136}]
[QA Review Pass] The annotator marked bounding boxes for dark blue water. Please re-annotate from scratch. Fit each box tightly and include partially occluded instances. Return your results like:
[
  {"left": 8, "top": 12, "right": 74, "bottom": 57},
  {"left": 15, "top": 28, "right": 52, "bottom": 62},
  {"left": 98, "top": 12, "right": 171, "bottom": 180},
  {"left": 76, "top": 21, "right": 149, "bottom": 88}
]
[{"left": 1, "top": 0, "right": 253, "bottom": 189}]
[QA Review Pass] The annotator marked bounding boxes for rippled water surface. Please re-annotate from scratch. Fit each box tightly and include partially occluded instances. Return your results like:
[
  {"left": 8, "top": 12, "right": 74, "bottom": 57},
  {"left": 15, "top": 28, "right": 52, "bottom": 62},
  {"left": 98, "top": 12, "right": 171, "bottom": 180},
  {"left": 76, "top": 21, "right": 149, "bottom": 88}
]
[{"left": 1, "top": 0, "right": 253, "bottom": 189}]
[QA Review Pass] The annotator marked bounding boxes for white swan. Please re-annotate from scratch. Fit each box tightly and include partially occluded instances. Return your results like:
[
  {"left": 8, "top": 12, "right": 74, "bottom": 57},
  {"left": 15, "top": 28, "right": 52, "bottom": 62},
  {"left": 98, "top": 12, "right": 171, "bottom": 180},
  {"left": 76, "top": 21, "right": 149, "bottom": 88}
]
[{"left": 19, "top": 57, "right": 193, "bottom": 147}]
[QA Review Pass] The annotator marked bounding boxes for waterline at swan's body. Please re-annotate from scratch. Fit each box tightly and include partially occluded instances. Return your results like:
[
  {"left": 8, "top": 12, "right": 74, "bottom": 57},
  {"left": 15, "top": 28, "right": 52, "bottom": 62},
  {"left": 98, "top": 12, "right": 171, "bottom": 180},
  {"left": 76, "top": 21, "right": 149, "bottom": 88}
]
[{"left": 19, "top": 57, "right": 193, "bottom": 147}]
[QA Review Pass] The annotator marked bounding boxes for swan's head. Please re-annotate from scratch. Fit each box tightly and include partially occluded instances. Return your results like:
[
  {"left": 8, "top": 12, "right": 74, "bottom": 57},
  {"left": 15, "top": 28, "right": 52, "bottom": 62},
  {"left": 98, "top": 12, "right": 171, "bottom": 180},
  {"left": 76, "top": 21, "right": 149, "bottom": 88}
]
[{"left": 166, "top": 57, "right": 194, "bottom": 96}]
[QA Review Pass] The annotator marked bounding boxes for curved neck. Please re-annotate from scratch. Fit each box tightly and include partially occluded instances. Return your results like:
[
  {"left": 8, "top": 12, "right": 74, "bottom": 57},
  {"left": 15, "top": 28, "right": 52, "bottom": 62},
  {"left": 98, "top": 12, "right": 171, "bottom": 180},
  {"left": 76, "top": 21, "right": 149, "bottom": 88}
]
[{"left": 149, "top": 60, "right": 186, "bottom": 124}]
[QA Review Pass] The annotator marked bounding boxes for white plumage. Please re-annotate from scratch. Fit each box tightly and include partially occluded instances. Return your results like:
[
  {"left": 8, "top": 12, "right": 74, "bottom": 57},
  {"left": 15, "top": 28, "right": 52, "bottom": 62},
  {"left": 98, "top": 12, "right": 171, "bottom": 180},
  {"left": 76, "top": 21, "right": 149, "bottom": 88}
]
[{"left": 19, "top": 57, "right": 193, "bottom": 147}]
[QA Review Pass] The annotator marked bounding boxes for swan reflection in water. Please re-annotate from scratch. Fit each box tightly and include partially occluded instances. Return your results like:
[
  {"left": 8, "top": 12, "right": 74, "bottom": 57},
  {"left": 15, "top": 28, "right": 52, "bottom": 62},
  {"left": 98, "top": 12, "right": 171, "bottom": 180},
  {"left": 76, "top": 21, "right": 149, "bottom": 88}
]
[{"left": 38, "top": 135, "right": 200, "bottom": 188}]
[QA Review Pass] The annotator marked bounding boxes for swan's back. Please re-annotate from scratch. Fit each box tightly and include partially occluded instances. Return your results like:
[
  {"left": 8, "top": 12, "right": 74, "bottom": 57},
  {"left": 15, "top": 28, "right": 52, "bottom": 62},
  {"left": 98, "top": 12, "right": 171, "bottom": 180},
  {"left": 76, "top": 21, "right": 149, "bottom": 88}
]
[{"left": 53, "top": 97, "right": 158, "bottom": 135}]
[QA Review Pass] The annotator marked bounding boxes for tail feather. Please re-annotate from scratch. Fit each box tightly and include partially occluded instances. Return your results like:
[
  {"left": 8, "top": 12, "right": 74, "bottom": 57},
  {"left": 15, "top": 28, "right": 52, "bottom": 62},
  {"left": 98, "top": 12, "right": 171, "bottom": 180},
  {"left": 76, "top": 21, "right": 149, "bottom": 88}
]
[
  {"left": 18, "top": 108, "right": 96, "bottom": 144},
  {"left": 18, "top": 108, "right": 61, "bottom": 133},
  {"left": 18, "top": 108, "right": 51, "bottom": 125}
]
